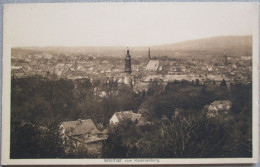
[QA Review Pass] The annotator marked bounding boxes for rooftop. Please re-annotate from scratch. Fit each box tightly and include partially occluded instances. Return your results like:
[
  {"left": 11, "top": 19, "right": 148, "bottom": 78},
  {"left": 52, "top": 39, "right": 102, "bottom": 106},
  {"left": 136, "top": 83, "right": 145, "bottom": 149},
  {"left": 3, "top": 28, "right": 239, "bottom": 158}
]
[
  {"left": 145, "top": 60, "right": 160, "bottom": 71},
  {"left": 60, "top": 119, "right": 100, "bottom": 136}
]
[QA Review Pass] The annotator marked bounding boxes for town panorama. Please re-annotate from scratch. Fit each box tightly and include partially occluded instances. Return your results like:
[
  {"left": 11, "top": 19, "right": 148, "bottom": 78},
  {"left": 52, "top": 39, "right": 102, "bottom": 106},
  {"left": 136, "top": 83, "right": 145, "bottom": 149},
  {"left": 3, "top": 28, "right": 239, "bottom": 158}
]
[{"left": 10, "top": 35, "right": 252, "bottom": 158}]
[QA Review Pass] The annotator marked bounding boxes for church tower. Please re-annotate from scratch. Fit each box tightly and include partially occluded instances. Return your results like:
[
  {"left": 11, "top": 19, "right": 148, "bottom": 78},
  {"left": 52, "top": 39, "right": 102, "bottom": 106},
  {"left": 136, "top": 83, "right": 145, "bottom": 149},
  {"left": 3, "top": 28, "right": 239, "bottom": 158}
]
[
  {"left": 125, "top": 48, "right": 131, "bottom": 73},
  {"left": 223, "top": 53, "right": 228, "bottom": 65},
  {"left": 124, "top": 48, "right": 132, "bottom": 88},
  {"left": 148, "top": 47, "right": 151, "bottom": 61}
]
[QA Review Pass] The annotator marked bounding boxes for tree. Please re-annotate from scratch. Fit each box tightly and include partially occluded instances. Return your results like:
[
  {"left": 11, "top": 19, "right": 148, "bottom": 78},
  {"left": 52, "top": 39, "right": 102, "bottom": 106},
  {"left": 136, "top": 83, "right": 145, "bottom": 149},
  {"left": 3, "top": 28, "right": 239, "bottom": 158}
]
[
  {"left": 195, "top": 79, "right": 200, "bottom": 85},
  {"left": 11, "top": 121, "right": 65, "bottom": 158},
  {"left": 102, "top": 120, "right": 142, "bottom": 158},
  {"left": 140, "top": 114, "right": 228, "bottom": 158},
  {"left": 220, "top": 79, "right": 227, "bottom": 87},
  {"left": 147, "top": 79, "right": 164, "bottom": 96}
]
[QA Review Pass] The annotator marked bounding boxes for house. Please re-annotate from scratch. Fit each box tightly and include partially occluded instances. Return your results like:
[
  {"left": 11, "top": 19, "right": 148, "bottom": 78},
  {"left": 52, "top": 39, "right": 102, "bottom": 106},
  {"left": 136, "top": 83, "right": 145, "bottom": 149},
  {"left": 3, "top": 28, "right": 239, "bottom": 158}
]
[
  {"left": 109, "top": 110, "right": 144, "bottom": 126},
  {"left": 60, "top": 119, "right": 107, "bottom": 156},
  {"left": 205, "top": 100, "right": 232, "bottom": 118}
]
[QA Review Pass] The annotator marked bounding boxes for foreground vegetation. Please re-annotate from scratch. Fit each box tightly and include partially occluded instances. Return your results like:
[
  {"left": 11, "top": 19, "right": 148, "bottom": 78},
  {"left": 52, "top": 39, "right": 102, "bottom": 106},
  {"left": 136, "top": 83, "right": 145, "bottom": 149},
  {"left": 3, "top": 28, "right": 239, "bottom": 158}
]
[{"left": 11, "top": 76, "right": 252, "bottom": 158}]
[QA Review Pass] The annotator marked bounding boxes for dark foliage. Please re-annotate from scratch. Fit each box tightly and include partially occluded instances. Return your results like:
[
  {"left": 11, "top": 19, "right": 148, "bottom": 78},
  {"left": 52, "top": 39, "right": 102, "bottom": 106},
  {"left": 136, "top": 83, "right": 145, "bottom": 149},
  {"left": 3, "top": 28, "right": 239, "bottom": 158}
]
[
  {"left": 10, "top": 121, "right": 64, "bottom": 158},
  {"left": 11, "top": 76, "right": 252, "bottom": 158},
  {"left": 103, "top": 114, "right": 229, "bottom": 158}
]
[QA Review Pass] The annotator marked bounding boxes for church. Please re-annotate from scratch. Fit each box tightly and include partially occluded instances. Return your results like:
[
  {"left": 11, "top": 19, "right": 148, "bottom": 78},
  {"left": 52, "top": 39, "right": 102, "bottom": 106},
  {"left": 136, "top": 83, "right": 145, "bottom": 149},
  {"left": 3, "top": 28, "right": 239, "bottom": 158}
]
[
  {"left": 145, "top": 47, "right": 162, "bottom": 71},
  {"left": 123, "top": 48, "right": 132, "bottom": 88}
]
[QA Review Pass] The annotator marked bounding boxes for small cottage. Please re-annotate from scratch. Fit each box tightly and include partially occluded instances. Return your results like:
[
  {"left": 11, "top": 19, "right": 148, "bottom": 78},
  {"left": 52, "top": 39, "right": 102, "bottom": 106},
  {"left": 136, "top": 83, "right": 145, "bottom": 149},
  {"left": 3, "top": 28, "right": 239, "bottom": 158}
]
[
  {"left": 60, "top": 119, "right": 107, "bottom": 156},
  {"left": 109, "top": 110, "right": 144, "bottom": 126},
  {"left": 205, "top": 100, "right": 232, "bottom": 118}
]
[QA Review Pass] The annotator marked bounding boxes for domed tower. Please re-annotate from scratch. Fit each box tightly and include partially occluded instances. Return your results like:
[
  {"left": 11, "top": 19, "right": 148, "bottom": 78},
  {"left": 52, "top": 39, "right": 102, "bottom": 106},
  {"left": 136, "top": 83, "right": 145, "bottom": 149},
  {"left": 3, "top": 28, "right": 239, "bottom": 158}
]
[
  {"left": 124, "top": 48, "right": 132, "bottom": 88},
  {"left": 125, "top": 48, "right": 131, "bottom": 73}
]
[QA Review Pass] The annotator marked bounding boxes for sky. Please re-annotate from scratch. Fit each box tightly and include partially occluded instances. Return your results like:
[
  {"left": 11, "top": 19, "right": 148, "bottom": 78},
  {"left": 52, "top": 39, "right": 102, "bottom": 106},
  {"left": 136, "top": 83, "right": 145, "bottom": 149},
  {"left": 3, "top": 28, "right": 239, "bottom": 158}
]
[{"left": 3, "top": 2, "right": 258, "bottom": 47}]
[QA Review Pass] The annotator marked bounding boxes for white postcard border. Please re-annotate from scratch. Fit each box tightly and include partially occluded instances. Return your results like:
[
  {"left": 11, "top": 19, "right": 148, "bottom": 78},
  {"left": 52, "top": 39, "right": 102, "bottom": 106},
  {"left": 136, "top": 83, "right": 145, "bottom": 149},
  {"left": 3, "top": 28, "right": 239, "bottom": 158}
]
[{"left": 1, "top": 2, "right": 259, "bottom": 165}]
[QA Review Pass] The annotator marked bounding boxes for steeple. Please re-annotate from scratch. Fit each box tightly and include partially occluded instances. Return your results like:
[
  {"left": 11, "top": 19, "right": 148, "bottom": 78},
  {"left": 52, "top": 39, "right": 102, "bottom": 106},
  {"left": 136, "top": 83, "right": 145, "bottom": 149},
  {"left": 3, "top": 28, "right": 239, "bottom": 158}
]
[
  {"left": 127, "top": 47, "right": 130, "bottom": 56},
  {"left": 223, "top": 53, "right": 228, "bottom": 65},
  {"left": 148, "top": 47, "right": 151, "bottom": 60}
]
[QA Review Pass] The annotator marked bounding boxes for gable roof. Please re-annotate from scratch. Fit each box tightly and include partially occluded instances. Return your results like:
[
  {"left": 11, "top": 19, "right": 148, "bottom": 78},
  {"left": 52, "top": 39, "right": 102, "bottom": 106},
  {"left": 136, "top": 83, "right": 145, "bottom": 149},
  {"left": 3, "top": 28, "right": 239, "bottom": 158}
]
[
  {"left": 145, "top": 60, "right": 160, "bottom": 71},
  {"left": 60, "top": 119, "right": 100, "bottom": 136}
]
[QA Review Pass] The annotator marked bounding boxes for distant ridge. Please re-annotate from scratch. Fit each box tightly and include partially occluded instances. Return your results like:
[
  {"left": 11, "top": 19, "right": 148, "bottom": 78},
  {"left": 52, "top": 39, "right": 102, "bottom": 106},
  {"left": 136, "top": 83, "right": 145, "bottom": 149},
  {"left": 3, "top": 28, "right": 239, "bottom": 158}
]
[
  {"left": 149, "top": 35, "right": 252, "bottom": 57},
  {"left": 152, "top": 36, "right": 251, "bottom": 50},
  {"left": 13, "top": 36, "right": 252, "bottom": 58}
]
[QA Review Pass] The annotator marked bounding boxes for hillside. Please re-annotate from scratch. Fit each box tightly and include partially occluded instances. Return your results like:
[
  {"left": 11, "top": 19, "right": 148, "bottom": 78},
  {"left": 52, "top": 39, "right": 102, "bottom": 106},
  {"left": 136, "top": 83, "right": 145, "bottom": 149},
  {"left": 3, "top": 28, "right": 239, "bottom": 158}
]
[{"left": 150, "top": 36, "right": 252, "bottom": 58}]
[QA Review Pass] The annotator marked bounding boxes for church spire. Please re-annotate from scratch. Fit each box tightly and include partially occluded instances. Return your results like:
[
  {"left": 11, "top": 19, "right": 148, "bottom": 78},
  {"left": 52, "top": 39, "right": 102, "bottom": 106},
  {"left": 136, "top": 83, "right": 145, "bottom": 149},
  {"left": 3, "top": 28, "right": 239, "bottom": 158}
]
[{"left": 148, "top": 47, "right": 151, "bottom": 60}]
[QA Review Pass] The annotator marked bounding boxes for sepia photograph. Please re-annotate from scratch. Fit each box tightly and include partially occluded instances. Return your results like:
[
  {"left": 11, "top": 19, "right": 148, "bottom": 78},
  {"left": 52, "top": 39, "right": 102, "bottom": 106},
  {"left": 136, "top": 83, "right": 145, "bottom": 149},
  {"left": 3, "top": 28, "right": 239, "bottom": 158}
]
[{"left": 1, "top": 2, "right": 259, "bottom": 165}]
